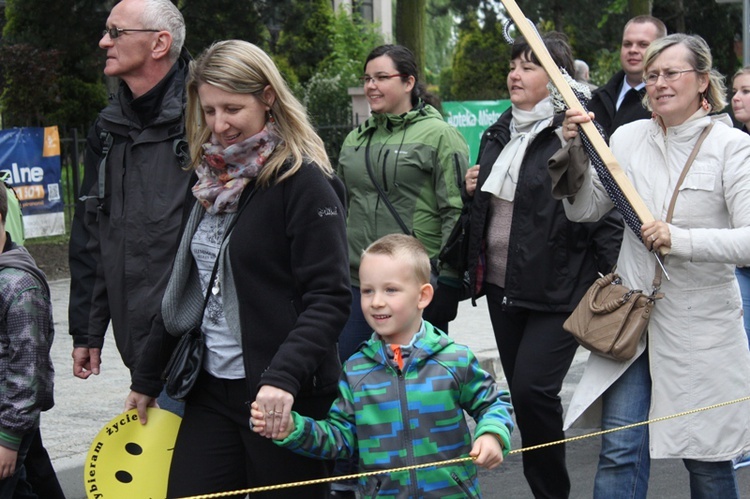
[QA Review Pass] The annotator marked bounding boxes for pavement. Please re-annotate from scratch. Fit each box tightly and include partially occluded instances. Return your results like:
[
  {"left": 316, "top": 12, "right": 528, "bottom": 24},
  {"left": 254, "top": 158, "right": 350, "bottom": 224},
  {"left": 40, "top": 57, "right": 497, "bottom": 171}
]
[{"left": 42, "top": 278, "right": 750, "bottom": 498}]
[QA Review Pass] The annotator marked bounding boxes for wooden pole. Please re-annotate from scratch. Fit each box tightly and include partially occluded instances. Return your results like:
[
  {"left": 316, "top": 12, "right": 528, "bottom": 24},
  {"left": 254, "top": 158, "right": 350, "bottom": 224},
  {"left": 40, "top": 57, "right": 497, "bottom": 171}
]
[{"left": 498, "top": 0, "right": 655, "bottom": 225}]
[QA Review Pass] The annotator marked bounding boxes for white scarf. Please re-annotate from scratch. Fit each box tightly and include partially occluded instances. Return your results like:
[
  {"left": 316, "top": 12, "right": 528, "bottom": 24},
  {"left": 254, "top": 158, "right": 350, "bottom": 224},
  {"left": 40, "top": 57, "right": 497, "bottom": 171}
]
[{"left": 481, "top": 97, "right": 554, "bottom": 202}]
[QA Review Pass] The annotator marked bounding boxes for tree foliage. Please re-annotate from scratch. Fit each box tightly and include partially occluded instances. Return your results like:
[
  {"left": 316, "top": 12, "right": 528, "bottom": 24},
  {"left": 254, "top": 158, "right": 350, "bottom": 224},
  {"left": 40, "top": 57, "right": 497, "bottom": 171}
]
[
  {"left": 1, "top": 0, "right": 107, "bottom": 129},
  {"left": 302, "top": 8, "right": 383, "bottom": 165},
  {"left": 445, "top": 0, "right": 743, "bottom": 100},
  {"left": 448, "top": 13, "right": 510, "bottom": 100},
  {"left": 0, "top": 43, "right": 62, "bottom": 126},
  {"left": 396, "top": 0, "right": 427, "bottom": 76},
  {"left": 178, "top": 0, "right": 269, "bottom": 55},
  {"left": 425, "top": 0, "right": 457, "bottom": 85},
  {"left": 0, "top": 0, "right": 744, "bottom": 133},
  {"left": 275, "top": 0, "right": 335, "bottom": 84}
]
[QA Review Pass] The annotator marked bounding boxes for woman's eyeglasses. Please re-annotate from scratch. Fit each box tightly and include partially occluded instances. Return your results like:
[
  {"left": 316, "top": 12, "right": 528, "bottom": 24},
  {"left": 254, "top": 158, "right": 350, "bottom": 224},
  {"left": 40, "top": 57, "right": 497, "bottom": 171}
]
[
  {"left": 359, "top": 73, "right": 408, "bottom": 85},
  {"left": 643, "top": 69, "right": 697, "bottom": 86}
]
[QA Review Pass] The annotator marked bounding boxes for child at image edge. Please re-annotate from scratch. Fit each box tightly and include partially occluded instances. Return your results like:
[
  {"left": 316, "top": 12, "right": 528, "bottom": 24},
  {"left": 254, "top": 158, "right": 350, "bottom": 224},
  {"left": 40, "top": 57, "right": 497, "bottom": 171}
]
[{"left": 251, "top": 233, "right": 514, "bottom": 498}]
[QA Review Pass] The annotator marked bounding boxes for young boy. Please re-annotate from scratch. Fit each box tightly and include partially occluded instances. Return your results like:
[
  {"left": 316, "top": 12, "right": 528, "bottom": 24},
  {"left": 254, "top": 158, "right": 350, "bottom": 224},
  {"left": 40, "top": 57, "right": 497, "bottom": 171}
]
[
  {"left": 0, "top": 183, "right": 55, "bottom": 497},
  {"left": 251, "top": 234, "right": 513, "bottom": 498}
]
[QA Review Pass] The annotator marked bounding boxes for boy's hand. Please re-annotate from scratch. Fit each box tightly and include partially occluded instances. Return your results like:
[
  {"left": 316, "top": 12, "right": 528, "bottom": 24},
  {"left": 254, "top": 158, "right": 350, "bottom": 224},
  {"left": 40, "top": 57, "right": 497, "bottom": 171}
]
[
  {"left": 470, "top": 434, "right": 504, "bottom": 470},
  {"left": 250, "top": 401, "right": 294, "bottom": 440}
]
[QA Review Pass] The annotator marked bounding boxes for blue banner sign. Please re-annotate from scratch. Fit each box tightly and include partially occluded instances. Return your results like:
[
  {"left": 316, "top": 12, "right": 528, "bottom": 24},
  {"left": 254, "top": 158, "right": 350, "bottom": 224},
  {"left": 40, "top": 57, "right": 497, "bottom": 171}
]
[{"left": 0, "top": 127, "right": 64, "bottom": 238}]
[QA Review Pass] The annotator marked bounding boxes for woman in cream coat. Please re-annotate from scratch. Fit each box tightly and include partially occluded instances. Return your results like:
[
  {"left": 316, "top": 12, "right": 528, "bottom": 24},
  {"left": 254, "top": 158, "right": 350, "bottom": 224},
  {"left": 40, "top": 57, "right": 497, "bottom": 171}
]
[{"left": 561, "top": 34, "right": 750, "bottom": 498}]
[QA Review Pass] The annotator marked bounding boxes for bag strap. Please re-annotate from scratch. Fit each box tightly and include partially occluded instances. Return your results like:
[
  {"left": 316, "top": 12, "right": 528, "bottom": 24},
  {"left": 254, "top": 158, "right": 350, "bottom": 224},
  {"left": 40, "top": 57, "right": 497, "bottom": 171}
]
[
  {"left": 651, "top": 122, "right": 714, "bottom": 291},
  {"left": 364, "top": 135, "right": 412, "bottom": 236}
]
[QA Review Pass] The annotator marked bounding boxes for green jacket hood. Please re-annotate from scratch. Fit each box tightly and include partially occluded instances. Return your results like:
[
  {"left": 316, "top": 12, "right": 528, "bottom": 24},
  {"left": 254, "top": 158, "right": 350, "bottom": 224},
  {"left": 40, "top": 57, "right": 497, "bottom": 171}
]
[{"left": 352, "top": 101, "right": 444, "bottom": 142}]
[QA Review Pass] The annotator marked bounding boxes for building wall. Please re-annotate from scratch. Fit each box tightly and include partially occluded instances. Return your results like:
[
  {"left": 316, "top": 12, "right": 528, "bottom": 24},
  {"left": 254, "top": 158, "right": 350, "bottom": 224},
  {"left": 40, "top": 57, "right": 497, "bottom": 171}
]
[{"left": 332, "top": 0, "right": 392, "bottom": 42}]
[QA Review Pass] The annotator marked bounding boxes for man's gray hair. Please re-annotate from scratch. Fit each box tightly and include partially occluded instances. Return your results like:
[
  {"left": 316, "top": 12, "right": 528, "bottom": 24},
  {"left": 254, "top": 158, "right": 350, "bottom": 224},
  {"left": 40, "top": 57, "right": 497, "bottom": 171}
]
[
  {"left": 141, "top": 0, "right": 185, "bottom": 62},
  {"left": 574, "top": 59, "right": 589, "bottom": 82}
]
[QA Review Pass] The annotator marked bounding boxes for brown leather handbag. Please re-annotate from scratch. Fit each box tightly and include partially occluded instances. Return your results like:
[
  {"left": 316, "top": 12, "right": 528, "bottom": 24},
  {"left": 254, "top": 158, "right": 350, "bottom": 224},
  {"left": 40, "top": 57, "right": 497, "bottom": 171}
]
[
  {"left": 564, "top": 273, "right": 658, "bottom": 361},
  {"left": 563, "top": 123, "right": 713, "bottom": 361}
]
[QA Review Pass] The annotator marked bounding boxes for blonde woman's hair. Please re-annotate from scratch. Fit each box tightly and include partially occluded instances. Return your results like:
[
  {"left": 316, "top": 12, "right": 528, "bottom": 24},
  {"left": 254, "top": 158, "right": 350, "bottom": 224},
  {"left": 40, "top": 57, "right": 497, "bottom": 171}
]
[
  {"left": 186, "top": 40, "right": 331, "bottom": 186},
  {"left": 362, "top": 234, "right": 431, "bottom": 285},
  {"left": 642, "top": 33, "right": 727, "bottom": 113}
]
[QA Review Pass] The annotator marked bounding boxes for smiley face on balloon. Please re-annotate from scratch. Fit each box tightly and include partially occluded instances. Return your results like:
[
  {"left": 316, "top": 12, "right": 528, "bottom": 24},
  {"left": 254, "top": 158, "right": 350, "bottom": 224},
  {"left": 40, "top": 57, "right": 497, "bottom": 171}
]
[{"left": 85, "top": 408, "right": 182, "bottom": 499}]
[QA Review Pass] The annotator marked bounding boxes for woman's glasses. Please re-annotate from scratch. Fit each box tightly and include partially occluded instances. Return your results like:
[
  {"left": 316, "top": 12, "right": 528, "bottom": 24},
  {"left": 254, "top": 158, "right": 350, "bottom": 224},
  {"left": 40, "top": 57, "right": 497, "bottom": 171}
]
[
  {"left": 359, "top": 73, "right": 408, "bottom": 85},
  {"left": 643, "top": 69, "right": 696, "bottom": 86}
]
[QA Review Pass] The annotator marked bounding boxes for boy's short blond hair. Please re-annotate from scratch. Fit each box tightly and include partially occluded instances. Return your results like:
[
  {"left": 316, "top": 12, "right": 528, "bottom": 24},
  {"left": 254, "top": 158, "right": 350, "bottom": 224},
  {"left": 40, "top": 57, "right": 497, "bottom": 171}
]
[{"left": 362, "top": 234, "right": 431, "bottom": 285}]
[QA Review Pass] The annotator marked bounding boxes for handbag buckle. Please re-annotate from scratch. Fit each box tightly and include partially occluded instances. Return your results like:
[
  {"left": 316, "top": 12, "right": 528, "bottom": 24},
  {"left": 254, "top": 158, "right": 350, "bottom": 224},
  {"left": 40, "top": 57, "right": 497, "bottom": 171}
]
[{"left": 621, "top": 288, "right": 642, "bottom": 303}]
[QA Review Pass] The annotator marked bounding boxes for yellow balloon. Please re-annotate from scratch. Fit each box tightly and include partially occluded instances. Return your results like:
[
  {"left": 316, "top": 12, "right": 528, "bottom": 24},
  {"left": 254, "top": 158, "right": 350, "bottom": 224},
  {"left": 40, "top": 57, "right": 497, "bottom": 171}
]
[{"left": 84, "top": 408, "right": 182, "bottom": 499}]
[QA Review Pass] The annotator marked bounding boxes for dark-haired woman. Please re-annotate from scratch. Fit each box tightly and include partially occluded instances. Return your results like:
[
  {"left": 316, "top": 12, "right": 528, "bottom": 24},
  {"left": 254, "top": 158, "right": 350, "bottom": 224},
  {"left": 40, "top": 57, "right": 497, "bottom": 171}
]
[
  {"left": 464, "top": 32, "right": 622, "bottom": 498},
  {"left": 337, "top": 44, "right": 469, "bottom": 354},
  {"left": 332, "top": 44, "right": 469, "bottom": 497}
]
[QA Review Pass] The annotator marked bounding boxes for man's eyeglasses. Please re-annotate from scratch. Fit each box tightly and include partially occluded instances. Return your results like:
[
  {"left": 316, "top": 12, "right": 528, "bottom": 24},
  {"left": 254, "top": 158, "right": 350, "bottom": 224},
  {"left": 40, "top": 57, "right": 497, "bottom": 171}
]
[
  {"left": 102, "top": 27, "right": 160, "bottom": 39},
  {"left": 359, "top": 73, "right": 408, "bottom": 85},
  {"left": 643, "top": 69, "right": 696, "bottom": 86}
]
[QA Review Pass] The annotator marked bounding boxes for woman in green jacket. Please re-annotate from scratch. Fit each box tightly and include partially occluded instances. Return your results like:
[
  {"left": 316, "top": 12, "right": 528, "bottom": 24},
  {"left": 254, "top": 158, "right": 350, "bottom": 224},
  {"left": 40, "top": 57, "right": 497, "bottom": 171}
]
[{"left": 337, "top": 44, "right": 469, "bottom": 356}]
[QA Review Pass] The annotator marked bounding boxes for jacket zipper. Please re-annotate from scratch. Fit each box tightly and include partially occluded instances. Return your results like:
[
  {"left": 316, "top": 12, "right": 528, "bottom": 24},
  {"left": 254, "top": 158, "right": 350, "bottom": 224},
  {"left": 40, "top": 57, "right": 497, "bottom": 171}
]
[
  {"left": 394, "top": 362, "right": 419, "bottom": 498},
  {"left": 382, "top": 149, "right": 390, "bottom": 191},
  {"left": 451, "top": 471, "right": 477, "bottom": 498},
  {"left": 453, "top": 153, "right": 463, "bottom": 188},
  {"left": 367, "top": 478, "right": 382, "bottom": 496}
]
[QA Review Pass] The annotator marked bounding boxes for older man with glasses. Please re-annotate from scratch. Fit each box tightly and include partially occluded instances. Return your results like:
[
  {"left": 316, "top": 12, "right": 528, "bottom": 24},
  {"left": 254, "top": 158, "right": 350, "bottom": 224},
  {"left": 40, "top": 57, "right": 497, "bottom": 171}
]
[{"left": 68, "top": 0, "right": 192, "bottom": 414}]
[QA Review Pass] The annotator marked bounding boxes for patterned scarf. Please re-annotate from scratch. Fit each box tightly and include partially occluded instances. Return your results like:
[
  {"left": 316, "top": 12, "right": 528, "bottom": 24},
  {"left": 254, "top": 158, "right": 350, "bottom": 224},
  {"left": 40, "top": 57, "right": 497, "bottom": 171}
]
[{"left": 193, "top": 124, "right": 278, "bottom": 214}]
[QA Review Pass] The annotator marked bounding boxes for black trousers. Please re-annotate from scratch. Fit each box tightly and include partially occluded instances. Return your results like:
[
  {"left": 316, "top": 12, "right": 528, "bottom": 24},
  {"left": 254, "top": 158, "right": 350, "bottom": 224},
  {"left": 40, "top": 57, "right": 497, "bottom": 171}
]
[
  {"left": 486, "top": 284, "right": 579, "bottom": 499},
  {"left": 167, "top": 370, "right": 334, "bottom": 499}
]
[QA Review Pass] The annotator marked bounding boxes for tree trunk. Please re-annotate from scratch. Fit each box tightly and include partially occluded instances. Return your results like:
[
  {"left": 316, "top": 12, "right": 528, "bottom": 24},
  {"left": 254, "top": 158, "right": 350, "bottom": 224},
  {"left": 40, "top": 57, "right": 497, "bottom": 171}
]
[
  {"left": 673, "top": 0, "right": 686, "bottom": 34},
  {"left": 629, "top": 0, "right": 652, "bottom": 15},
  {"left": 395, "top": 0, "right": 426, "bottom": 77}
]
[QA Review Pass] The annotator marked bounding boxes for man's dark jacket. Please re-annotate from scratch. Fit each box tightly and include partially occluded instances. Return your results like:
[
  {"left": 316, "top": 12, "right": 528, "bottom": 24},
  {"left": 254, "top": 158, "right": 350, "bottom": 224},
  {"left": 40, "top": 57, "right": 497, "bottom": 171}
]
[
  {"left": 587, "top": 70, "right": 651, "bottom": 137},
  {"left": 68, "top": 49, "right": 193, "bottom": 370}
]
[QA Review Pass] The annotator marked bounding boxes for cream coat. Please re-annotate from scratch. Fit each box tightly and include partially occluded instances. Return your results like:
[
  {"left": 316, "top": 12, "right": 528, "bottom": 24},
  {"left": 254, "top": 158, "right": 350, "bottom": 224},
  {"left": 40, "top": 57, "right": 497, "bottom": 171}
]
[{"left": 563, "top": 112, "right": 750, "bottom": 460}]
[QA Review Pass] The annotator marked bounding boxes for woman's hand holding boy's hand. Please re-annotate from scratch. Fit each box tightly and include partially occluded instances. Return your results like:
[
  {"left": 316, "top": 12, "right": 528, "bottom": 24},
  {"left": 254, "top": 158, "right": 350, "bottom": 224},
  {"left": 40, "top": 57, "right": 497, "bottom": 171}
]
[
  {"left": 470, "top": 434, "right": 504, "bottom": 470},
  {"left": 250, "top": 401, "right": 294, "bottom": 440}
]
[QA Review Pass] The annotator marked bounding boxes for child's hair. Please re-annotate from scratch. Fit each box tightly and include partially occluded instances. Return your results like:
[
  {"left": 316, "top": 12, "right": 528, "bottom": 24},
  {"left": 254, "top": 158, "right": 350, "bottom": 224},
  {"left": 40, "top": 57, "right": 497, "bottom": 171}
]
[{"left": 362, "top": 234, "right": 431, "bottom": 285}]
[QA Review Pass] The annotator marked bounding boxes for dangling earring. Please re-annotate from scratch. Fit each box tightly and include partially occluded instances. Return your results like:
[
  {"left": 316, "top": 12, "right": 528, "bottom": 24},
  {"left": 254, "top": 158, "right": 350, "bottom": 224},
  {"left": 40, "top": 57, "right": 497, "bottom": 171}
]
[{"left": 267, "top": 110, "right": 275, "bottom": 124}]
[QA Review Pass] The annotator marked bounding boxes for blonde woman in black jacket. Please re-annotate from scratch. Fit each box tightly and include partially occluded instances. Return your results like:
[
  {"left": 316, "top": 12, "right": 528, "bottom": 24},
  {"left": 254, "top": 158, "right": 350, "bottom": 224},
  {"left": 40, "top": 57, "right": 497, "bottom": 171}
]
[{"left": 126, "top": 40, "right": 350, "bottom": 499}]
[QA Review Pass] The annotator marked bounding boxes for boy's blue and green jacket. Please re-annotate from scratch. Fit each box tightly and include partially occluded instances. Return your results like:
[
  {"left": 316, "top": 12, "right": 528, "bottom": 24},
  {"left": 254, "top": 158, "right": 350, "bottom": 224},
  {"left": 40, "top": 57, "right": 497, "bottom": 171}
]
[{"left": 278, "top": 322, "right": 513, "bottom": 498}]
